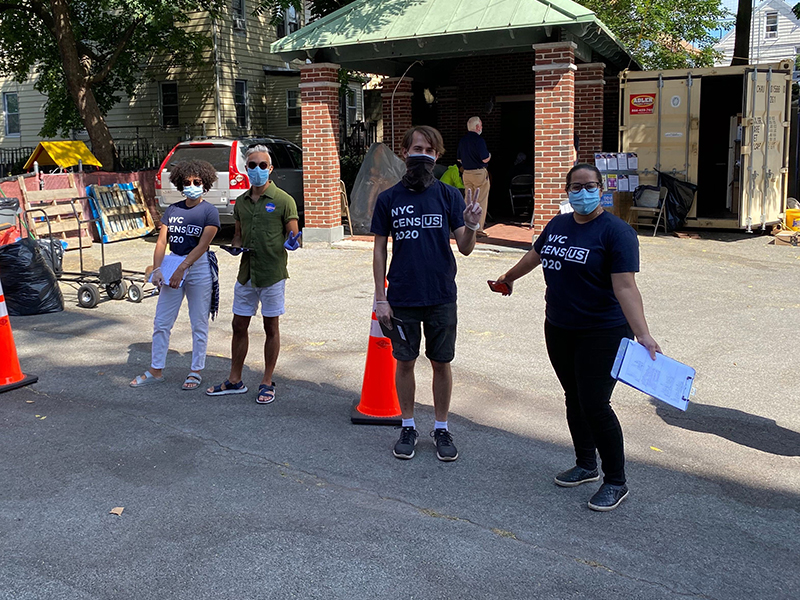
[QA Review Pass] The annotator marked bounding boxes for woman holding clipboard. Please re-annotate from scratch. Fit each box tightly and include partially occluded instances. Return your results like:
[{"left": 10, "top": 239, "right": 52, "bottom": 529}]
[
  {"left": 130, "top": 160, "right": 220, "bottom": 391},
  {"left": 492, "top": 163, "right": 660, "bottom": 512}
]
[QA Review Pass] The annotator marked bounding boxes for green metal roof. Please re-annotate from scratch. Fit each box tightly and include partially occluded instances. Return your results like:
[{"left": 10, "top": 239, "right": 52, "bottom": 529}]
[{"left": 270, "top": 0, "right": 636, "bottom": 72}]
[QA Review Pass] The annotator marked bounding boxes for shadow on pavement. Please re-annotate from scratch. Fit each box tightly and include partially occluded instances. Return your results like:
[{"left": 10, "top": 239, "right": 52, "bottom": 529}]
[{"left": 653, "top": 400, "right": 800, "bottom": 457}]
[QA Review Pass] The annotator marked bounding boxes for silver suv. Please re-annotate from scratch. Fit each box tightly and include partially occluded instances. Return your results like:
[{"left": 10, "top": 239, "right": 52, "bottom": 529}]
[{"left": 155, "top": 136, "right": 304, "bottom": 225}]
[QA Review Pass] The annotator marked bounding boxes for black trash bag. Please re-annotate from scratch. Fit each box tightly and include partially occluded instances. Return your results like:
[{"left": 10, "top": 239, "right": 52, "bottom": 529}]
[
  {"left": 36, "top": 238, "right": 64, "bottom": 274},
  {"left": 657, "top": 171, "right": 697, "bottom": 232},
  {"left": 0, "top": 237, "right": 64, "bottom": 315}
]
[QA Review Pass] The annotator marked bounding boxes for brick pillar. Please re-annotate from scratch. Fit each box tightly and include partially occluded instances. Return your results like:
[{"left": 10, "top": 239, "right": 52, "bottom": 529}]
[
  {"left": 436, "top": 86, "right": 459, "bottom": 161},
  {"left": 533, "top": 42, "right": 576, "bottom": 234},
  {"left": 575, "top": 63, "right": 606, "bottom": 164},
  {"left": 381, "top": 77, "right": 413, "bottom": 156},
  {"left": 300, "top": 62, "right": 343, "bottom": 243}
]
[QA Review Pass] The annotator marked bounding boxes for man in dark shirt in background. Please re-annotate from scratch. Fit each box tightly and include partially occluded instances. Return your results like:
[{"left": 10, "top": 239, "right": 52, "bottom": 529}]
[{"left": 457, "top": 116, "right": 491, "bottom": 237}]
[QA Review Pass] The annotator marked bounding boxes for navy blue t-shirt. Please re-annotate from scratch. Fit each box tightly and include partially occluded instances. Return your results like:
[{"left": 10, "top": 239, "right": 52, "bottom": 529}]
[
  {"left": 371, "top": 181, "right": 466, "bottom": 307},
  {"left": 162, "top": 200, "right": 220, "bottom": 256},
  {"left": 457, "top": 131, "right": 490, "bottom": 170},
  {"left": 533, "top": 211, "right": 639, "bottom": 329}
]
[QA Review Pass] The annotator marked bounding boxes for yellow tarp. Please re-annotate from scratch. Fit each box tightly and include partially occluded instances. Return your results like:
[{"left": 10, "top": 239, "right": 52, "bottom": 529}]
[{"left": 23, "top": 141, "right": 102, "bottom": 170}]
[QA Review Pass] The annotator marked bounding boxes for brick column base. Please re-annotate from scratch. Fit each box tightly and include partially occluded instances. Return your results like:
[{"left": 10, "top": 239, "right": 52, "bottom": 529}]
[
  {"left": 575, "top": 63, "right": 606, "bottom": 164},
  {"left": 533, "top": 42, "right": 576, "bottom": 234},
  {"left": 300, "top": 62, "right": 343, "bottom": 243},
  {"left": 381, "top": 77, "right": 413, "bottom": 156}
]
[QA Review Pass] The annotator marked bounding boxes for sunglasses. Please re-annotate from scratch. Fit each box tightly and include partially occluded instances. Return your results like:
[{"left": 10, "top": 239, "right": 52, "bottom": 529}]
[
  {"left": 183, "top": 179, "right": 202, "bottom": 187},
  {"left": 247, "top": 161, "right": 270, "bottom": 170}
]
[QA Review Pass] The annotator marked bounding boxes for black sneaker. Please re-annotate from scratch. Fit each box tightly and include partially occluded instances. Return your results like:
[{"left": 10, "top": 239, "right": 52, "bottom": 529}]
[
  {"left": 393, "top": 427, "right": 418, "bottom": 459},
  {"left": 432, "top": 428, "right": 458, "bottom": 462},
  {"left": 588, "top": 483, "right": 629, "bottom": 512},
  {"left": 554, "top": 466, "right": 601, "bottom": 488}
]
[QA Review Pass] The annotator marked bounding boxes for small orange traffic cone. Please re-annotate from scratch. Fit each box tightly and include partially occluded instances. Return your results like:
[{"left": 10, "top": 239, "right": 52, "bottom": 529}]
[
  {"left": 351, "top": 296, "right": 402, "bottom": 425},
  {"left": 0, "top": 280, "right": 38, "bottom": 394}
]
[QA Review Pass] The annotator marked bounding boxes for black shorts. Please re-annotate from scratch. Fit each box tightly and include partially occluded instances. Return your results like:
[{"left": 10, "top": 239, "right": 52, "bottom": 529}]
[{"left": 390, "top": 302, "right": 457, "bottom": 363}]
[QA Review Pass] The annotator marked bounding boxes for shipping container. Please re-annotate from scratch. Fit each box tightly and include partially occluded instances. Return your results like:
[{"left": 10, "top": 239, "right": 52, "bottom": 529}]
[{"left": 619, "top": 60, "right": 794, "bottom": 230}]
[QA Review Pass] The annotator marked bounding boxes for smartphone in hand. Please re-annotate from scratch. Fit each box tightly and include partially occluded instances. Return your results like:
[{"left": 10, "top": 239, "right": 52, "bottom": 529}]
[{"left": 487, "top": 280, "right": 511, "bottom": 295}]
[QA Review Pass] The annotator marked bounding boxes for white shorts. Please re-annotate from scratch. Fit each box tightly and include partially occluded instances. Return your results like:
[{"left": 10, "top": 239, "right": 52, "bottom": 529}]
[{"left": 232, "top": 279, "right": 286, "bottom": 318}]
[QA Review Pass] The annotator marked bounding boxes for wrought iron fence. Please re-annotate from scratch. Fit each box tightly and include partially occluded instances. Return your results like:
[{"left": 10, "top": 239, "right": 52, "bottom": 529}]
[
  {"left": 115, "top": 141, "right": 172, "bottom": 171},
  {"left": 0, "top": 146, "right": 36, "bottom": 178},
  {"left": 340, "top": 120, "right": 378, "bottom": 158}
]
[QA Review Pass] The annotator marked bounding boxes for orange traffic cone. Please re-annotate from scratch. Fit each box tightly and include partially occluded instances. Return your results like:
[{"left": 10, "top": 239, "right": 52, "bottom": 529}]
[
  {"left": 0, "top": 280, "right": 38, "bottom": 394},
  {"left": 351, "top": 296, "right": 402, "bottom": 425}
]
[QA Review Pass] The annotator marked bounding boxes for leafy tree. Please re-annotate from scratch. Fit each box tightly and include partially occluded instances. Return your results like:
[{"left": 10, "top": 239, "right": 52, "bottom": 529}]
[
  {"left": 794, "top": 2, "right": 800, "bottom": 19},
  {"left": 581, "top": 0, "right": 727, "bottom": 69},
  {"left": 0, "top": 0, "right": 222, "bottom": 170}
]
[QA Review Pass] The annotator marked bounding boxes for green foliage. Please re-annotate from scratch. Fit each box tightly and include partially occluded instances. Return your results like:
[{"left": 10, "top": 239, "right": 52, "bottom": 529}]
[
  {"left": 254, "top": 0, "right": 351, "bottom": 23},
  {"left": 581, "top": 0, "right": 728, "bottom": 69},
  {"left": 0, "top": 0, "right": 222, "bottom": 137},
  {"left": 794, "top": 3, "right": 800, "bottom": 20}
]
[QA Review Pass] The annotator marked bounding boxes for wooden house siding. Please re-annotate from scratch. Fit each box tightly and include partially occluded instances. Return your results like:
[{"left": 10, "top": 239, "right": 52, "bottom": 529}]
[
  {"left": 0, "top": 7, "right": 319, "bottom": 150},
  {"left": 715, "top": 0, "right": 800, "bottom": 65}
]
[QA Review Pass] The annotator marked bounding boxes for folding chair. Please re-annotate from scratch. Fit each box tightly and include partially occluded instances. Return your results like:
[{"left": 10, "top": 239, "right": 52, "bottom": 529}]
[
  {"left": 508, "top": 174, "right": 534, "bottom": 227},
  {"left": 627, "top": 186, "right": 668, "bottom": 236}
]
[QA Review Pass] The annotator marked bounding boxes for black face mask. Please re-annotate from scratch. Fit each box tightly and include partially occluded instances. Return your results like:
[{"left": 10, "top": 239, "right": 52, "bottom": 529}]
[{"left": 402, "top": 154, "right": 437, "bottom": 192}]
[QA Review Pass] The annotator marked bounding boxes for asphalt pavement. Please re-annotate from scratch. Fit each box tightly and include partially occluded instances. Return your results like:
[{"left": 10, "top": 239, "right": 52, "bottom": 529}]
[{"left": 1, "top": 230, "right": 799, "bottom": 599}]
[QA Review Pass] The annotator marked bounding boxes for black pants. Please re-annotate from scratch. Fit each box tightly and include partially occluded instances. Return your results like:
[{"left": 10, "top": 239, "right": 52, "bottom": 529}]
[{"left": 544, "top": 321, "right": 633, "bottom": 485}]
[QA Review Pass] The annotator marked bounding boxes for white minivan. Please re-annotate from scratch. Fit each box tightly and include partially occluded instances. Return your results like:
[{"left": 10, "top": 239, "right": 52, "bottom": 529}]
[{"left": 155, "top": 137, "right": 304, "bottom": 225}]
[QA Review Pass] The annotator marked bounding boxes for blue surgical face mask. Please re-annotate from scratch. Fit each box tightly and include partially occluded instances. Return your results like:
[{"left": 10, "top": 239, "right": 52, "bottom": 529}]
[
  {"left": 247, "top": 166, "right": 270, "bottom": 187},
  {"left": 182, "top": 185, "right": 203, "bottom": 200},
  {"left": 568, "top": 188, "right": 601, "bottom": 215}
]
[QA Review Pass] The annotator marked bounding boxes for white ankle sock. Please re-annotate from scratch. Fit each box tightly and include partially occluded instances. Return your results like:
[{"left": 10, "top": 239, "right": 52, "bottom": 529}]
[
  {"left": 402, "top": 418, "right": 416, "bottom": 429},
  {"left": 434, "top": 420, "right": 448, "bottom": 431}
]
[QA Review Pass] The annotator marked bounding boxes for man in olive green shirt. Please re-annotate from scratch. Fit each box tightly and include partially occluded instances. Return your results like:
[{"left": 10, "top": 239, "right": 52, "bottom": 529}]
[{"left": 206, "top": 145, "right": 300, "bottom": 404}]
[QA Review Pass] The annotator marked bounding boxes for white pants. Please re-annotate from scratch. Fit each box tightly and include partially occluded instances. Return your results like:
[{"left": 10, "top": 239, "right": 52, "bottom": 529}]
[{"left": 151, "top": 253, "right": 212, "bottom": 372}]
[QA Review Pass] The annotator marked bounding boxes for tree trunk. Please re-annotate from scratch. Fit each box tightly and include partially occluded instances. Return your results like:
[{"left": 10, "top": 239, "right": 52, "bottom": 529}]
[
  {"left": 49, "top": 0, "right": 118, "bottom": 170},
  {"left": 731, "top": 0, "right": 752, "bottom": 66}
]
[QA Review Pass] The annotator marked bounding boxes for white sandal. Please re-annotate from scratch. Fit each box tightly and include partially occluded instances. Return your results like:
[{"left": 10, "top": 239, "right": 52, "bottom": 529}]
[
  {"left": 182, "top": 372, "right": 202, "bottom": 391},
  {"left": 130, "top": 371, "right": 165, "bottom": 387}
]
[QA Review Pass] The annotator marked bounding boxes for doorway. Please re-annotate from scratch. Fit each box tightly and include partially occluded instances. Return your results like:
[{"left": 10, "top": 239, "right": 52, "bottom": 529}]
[
  {"left": 697, "top": 75, "right": 744, "bottom": 219},
  {"left": 493, "top": 101, "right": 534, "bottom": 220}
]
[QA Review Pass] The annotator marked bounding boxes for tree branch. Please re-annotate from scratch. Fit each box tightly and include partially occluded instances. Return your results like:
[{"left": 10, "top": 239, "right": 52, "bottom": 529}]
[
  {"left": 0, "top": 0, "right": 57, "bottom": 36},
  {"left": 86, "top": 17, "right": 143, "bottom": 85}
]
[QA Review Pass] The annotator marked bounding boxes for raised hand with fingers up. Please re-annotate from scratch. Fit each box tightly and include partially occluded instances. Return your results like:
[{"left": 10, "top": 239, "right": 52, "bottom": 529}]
[
  {"left": 284, "top": 230, "right": 302, "bottom": 251},
  {"left": 463, "top": 187, "right": 482, "bottom": 232}
]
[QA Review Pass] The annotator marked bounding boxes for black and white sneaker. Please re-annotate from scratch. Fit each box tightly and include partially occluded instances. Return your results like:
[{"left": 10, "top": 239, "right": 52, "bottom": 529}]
[
  {"left": 554, "top": 466, "right": 601, "bottom": 488},
  {"left": 393, "top": 427, "right": 418, "bottom": 459},
  {"left": 432, "top": 428, "right": 458, "bottom": 462},
  {"left": 588, "top": 483, "right": 629, "bottom": 512}
]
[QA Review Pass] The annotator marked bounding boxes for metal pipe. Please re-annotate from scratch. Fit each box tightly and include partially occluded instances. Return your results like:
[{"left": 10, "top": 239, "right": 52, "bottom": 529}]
[
  {"left": 746, "top": 68, "right": 758, "bottom": 233},
  {"left": 684, "top": 73, "right": 692, "bottom": 182},
  {"left": 656, "top": 74, "right": 663, "bottom": 172},
  {"left": 390, "top": 60, "right": 422, "bottom": 154},
  {"left": 760, "top": 67, "right": 772, "bottom": 229}
]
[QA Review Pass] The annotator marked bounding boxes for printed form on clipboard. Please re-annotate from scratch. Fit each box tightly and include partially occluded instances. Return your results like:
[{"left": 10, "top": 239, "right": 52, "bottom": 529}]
[
  {"left": 150, "top": 254, "right": 186, "bottom": 287},
  {"left": 611, "top": 339, "right": 696, "bottom": 411}
]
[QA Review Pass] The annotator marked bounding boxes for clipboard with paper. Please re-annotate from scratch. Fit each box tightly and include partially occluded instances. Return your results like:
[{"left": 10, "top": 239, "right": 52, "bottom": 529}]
[
  {"left": 150, "top": 254, "right": 186, "bottom": 287},
  {"left": 611, "top": 339, "right": 696, "bottom": 411}
]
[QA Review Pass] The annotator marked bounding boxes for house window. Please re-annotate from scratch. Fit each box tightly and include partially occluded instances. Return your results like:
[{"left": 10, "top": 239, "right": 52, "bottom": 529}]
[
  {"left": 159, "top": 82, "right": 179, "bottom": 129},
  {"left": 232, "top": 0, "right": 246, "bottom": 30},
  {"left": 346, "top": 88, "right": 357, "bottom": 126},
  {"left": 3, "top": 92, "right": 19, "bottom": 136},
  {"left": 287, "top": 90, "right": 301, "bottom": 127},
  {"left": 235, "top": 80, "right": 248, "bottom": 129},
  {"left": 276, "top": 6, "right": 300, "bottom": 38},
  {"left": 765, "top": 12, "right": 778, "bottom": 39}
]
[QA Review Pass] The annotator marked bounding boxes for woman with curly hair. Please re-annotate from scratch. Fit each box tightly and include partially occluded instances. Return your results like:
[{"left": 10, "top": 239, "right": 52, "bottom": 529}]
[{"left": 130, "top": 159, "right": 221, "bottom": 390}]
